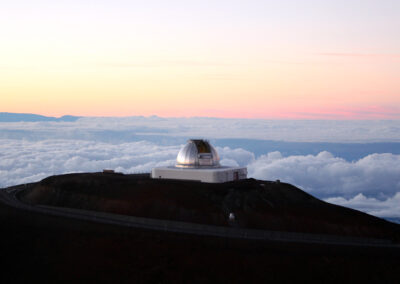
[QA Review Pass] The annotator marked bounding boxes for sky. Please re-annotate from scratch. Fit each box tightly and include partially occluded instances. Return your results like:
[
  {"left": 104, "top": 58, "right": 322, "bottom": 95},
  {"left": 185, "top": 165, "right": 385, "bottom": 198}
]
[{"left": 1, "top": 0, "right": 400, "bottom": 119}]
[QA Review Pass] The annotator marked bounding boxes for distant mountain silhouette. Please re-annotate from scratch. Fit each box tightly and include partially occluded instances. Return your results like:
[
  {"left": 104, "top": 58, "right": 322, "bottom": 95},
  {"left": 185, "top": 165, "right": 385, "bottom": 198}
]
[{"left": 0, "top": 112, "right": 80, "bottom": 122}]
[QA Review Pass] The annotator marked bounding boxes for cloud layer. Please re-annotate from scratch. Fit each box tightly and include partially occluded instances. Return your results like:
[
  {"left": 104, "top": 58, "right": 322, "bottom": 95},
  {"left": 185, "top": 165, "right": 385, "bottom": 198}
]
[
  {"left": 1, "top": 117, "right": 399, "bottom": 220},
  {"left": 0, "top": 139, "right": 179, "bottom": 188},
  {"left": 1, "top": 137, "right": 399, "bottom": 220},
  {"left": 1, "top": 117, "right": 400, "bottom": 142},
  {"left": 325, "top": 193, "right": 400, "bottom": 218},
  {"left": 248, "top": 151, "right": 400, "bottom": 199}
]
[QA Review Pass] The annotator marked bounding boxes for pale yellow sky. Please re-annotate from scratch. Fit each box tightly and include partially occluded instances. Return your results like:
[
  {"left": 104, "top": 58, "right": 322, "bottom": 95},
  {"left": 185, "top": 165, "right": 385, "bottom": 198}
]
[{"left": 1, "top": 0, "right": 399, "bottom": 119}]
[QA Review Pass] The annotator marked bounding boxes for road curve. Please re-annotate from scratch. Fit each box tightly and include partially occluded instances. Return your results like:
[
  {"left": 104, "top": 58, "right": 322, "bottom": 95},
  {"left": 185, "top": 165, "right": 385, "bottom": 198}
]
[{"left": 0, "top": 184, "right": 399, "bottom": 248}]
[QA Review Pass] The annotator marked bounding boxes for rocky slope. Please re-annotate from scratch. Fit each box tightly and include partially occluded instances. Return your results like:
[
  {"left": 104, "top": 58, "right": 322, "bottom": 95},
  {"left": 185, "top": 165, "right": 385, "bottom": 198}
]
[{"left": 20, "top": 172, "right": 400, "bottom": 241}]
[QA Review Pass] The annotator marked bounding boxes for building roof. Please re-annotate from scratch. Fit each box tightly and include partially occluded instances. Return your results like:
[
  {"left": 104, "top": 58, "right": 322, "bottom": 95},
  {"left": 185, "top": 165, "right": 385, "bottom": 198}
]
[{"left": 176, "top": 139, "right": 220, "bottom": 168}]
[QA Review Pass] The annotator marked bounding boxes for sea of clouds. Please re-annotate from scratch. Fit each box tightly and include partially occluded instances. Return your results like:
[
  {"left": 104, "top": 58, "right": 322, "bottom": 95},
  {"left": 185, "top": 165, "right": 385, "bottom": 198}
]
[
  {"left": 1, "top": 117, "right": 400, "bottom": 142},
  {"left": 1, "top": 117, "right": 400, "bottom": 221}
]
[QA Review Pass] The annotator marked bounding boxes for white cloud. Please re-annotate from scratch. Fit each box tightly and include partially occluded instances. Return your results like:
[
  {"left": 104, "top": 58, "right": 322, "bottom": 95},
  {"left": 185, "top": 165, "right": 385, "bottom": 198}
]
[
  {"left": 1, "top": 117, "right": 400, "bottom": 142},
  {"left": 1, "top": 135, "right": 400, "bottom": 220},
  {"left": 0, "top": 140, "right": 254, "bottom": 188},
  {"left": 2, "top": 138, "right": 399, "bottom": 201},
  {"left": 217, "top": 147, "right": 255, "bottom": 167},
  {"left": 219, "top": 158, "right": 239, "bottom": 167},
  {"left": 325, "top": 193, "right": 400, "bottom": 218},
  {"left": 247, "top": 151, "right": 400, "bottom": 199},
  {"left": 0, "top": 139, "right": 180, "bottom": 188}
]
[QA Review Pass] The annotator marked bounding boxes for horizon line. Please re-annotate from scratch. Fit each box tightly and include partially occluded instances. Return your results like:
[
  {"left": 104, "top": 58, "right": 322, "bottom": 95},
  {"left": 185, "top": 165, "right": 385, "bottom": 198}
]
[{"left": 1, "top": 111, "right": 400, "bottom": 121}]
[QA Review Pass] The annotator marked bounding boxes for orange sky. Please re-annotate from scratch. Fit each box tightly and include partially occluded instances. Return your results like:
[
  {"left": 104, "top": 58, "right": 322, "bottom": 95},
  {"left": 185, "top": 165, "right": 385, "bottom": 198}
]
[{"left": 1, "top": 1, "right": 399, "bottom": 119}]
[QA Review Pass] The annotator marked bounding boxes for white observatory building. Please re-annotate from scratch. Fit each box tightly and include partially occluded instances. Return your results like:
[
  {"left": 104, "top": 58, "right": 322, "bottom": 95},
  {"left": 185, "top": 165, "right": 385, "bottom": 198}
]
[{"left": 151, "top": 139, "right": 247, "bottom": 183}]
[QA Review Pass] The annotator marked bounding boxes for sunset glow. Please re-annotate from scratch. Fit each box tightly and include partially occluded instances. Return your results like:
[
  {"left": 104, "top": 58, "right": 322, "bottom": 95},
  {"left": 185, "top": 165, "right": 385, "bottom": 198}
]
[{"left": 1, "top": 0, "right": 399, "bottom": 119}]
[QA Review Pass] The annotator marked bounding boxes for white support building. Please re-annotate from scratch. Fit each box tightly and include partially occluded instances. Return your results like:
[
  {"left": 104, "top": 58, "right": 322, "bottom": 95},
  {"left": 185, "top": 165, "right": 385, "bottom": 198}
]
[{"left": 151, "top": 139, "right": 247, "bottom": 183}]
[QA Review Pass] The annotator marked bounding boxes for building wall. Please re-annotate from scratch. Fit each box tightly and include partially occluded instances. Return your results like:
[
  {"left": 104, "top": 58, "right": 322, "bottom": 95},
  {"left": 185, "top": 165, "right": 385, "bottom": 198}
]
[{"left": 151, "top": 167, "right": 247, "bottom": 183}]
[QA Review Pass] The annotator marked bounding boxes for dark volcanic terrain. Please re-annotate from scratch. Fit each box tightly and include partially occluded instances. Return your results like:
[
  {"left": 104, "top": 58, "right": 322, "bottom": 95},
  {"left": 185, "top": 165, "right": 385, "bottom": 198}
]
[
  {"left": 1, "top": 172, "right": 400, "bottom": 283},
  {"left": 20, "top": 172, "right": 400, "bottom": 240}
]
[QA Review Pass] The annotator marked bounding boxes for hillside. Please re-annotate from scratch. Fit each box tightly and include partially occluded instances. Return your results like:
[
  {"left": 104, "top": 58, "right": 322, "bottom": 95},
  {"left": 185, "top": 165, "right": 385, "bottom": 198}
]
[{"left": 20, "top": 172, "right": 400, "bottom": 241}]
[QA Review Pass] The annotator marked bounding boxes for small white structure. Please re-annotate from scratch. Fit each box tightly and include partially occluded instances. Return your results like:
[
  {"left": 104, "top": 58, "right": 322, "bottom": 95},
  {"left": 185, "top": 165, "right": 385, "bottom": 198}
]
[{"left": 151, "top": 139, "right": 247, "bottom": 183}]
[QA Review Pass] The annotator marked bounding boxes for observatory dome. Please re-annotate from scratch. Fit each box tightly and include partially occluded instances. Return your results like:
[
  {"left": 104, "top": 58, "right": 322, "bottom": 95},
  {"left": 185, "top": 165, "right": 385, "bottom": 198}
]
[{"left": 176, "top": 139, "right": 220, "bottom": 168}]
